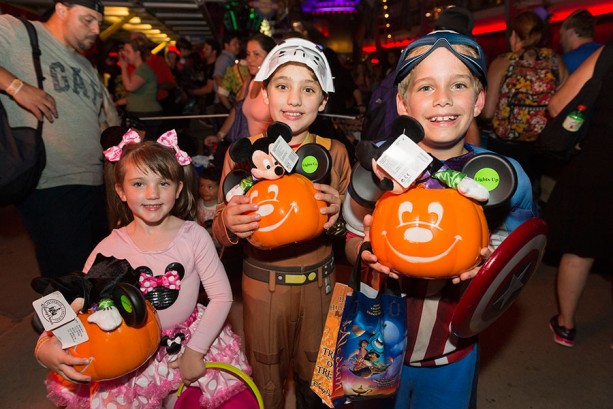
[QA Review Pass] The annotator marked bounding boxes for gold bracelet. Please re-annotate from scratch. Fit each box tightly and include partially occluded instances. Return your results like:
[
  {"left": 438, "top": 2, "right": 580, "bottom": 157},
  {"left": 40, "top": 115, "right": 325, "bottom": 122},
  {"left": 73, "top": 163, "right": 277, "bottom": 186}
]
[{"left": 6, "top": 79, "right": 23, "bottom": 97}]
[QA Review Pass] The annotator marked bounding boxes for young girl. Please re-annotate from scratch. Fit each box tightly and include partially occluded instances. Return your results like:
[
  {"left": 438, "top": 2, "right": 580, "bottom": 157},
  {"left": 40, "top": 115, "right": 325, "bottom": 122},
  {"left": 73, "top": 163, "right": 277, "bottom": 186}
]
[
  {"left": 212, "top": 38, "right": 352, "bottom": 409},
  {"left": 35, "top": 130, "right": 250, "bottom": 409}
]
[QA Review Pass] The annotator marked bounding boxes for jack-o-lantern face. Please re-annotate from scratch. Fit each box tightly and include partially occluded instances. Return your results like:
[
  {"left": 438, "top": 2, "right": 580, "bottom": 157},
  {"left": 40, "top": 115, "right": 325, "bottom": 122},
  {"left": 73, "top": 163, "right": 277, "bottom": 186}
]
[
  {"left": 70, "top": 301, "right": 161, "bottom": 381},
  {"left": 370, "top": 188, "right": 488, "bottom": 278},
  {"left": 247, "top": 173, "right": 327, "bottom": 249}
]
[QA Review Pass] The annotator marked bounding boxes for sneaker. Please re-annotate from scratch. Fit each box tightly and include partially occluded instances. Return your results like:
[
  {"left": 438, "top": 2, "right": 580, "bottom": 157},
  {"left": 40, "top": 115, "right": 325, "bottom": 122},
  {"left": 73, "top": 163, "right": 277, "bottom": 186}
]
[{"left": 549, "top": 315, "right": 576, "bottom": 347}]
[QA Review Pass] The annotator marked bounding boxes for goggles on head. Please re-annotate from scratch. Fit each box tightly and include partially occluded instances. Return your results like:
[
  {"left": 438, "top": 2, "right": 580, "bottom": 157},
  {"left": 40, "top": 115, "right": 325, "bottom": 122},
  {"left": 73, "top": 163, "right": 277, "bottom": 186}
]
[{"left": 394, "top": 30, "right": 487, "bottom": 88}]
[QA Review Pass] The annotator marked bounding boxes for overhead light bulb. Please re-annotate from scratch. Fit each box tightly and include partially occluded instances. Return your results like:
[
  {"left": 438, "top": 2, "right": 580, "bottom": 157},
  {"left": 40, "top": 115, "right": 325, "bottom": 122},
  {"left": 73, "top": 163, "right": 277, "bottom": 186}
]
[{"left": 104, "top": 7, "right": 130, "bottom": 16}]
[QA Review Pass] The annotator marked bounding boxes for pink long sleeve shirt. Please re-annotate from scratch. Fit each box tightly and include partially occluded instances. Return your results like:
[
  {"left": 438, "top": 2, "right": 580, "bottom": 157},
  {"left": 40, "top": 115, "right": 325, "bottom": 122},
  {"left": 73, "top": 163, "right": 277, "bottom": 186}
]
[{"left": 84, "top": 221, "right": 232, "bottom": 355}]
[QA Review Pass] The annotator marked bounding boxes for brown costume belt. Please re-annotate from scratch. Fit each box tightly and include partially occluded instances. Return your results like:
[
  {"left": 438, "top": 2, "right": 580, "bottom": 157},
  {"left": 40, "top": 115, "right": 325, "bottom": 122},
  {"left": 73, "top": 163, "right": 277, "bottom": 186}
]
[{"left": 243, "top": 255, "right": 334, "bottom": 286}]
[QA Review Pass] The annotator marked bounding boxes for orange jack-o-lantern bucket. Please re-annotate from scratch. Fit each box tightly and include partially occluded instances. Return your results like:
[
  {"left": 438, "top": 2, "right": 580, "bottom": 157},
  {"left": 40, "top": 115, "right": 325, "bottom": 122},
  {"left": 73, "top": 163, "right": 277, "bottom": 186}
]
[
  {"left": 70, "top": 300, "right": 161, "bottom": 381},
  {"left": 370, "top": 187, "right": 489, "bottom": 278},
  {"left": 247, "top": 174, "right": 327, "bottom": 249}
]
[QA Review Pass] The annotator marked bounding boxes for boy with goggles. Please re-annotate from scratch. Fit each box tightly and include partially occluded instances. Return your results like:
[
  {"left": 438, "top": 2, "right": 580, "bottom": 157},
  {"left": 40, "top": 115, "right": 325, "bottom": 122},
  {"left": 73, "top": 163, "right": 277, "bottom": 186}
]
[{"left": 346, "top": 31, "right": 537, "bottom": 408}]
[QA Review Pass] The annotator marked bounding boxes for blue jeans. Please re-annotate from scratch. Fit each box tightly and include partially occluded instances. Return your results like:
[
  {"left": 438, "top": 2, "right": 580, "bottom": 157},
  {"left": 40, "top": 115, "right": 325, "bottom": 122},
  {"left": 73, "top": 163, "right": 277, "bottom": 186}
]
[{"left": 17, "top": 185, "right": 108, "bottom": 277}]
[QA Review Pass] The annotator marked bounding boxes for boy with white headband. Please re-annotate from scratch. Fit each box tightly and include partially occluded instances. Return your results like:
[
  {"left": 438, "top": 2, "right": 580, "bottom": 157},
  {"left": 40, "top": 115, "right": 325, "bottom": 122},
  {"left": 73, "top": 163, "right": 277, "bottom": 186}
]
[
  {"left": 212, "top": 38, "right": 351, "bottom": 409},
  {"left": 345, "top": 31, "right": 537, "bottom": 408}
]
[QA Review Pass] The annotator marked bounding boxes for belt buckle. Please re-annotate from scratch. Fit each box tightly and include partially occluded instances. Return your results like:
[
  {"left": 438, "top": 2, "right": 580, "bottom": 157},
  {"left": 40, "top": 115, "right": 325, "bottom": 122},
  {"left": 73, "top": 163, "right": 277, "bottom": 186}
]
[{"left": 282, "top": 271, "right": 318, "bottom": 285}]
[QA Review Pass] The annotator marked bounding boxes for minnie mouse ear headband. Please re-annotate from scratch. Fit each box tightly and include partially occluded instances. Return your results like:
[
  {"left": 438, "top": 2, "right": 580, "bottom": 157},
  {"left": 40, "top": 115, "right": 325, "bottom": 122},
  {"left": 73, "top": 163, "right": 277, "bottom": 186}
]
[
  {"left": 254, "top": 38, "right": 335, "bottom": 93},
  {"left": 394, "top": 30, "right": 487, "bottom": 88},
  {"left": 104, "top": 129, "right": 192, "bottom": 166}
]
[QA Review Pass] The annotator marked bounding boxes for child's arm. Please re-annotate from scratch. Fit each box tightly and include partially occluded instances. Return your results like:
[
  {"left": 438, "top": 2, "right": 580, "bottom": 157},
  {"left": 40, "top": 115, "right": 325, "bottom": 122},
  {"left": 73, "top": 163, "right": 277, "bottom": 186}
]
[
  {"left": 35, "top": 332, "right": 92, "bottom": 383},
  {"left": 171, "top": 230, "right": 233, "bottom": 384}
]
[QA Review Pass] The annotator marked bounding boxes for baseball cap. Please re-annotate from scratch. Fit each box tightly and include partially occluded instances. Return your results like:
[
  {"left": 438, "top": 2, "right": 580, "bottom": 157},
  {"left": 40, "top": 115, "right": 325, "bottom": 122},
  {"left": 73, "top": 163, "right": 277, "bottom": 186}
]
[
  {"left": 394, "top": 30, "right": 487, "bottom": 88},
  {"left": 56, "top": 0, "right": 104, "bottom": 14},
  {"left": 254, "top": 38, "right": 335, "bottom": 93}
]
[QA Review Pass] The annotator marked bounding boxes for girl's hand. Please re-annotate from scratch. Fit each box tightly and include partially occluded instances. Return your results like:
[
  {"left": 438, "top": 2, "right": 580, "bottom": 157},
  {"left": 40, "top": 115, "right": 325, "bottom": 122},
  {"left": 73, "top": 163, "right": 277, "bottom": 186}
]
[
  {"left": 313, "top": 183, "right": 341, "bottom": 229},
  {"left": 222, "top": 194, "right": 261, "bottom": 239},
  {"left": 451, "top": 246, "right": 492, "bottom": 284},
  {"left": 360, "top": 214, "right": 396, "bottom": 278},
  {"left": 169, "top": 347, "right": 206, "bottom": 386},
  {"left": 37, "top": 334, "right": 92, "bottom": 383}
]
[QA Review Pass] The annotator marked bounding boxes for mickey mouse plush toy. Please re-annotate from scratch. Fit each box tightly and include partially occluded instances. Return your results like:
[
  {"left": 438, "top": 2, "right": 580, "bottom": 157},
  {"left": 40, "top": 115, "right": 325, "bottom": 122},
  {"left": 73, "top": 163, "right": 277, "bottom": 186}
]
[
  {"left": 223, "top": 122, "right": 332, "bottom": 200},
  {"left": 222, "top": 122, "right": 292, "bottom": 200},
  {"left": 230, "top": 121, "right": 292, "bottom": 182}
]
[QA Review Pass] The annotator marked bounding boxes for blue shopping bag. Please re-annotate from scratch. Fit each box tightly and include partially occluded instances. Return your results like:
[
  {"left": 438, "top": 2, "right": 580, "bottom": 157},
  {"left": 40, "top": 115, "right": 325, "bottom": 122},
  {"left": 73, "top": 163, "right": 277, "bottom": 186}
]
[{"left": 332, "top": 243, "right": 407, "bottom": 406}]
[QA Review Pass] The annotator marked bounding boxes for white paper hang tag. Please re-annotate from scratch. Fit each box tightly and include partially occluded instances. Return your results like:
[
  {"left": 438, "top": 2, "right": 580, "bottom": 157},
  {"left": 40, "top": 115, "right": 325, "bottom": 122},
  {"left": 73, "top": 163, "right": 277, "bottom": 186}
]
[
  {"left": 271, "top": 135, "right": 299, "bottom": 173},
  {"left": 376, "top": 133, "right": 432, "bottom": 189},
  {"left": 53, "top": 318, "right": 89, "bottom": 349},
  {"left": 32, "top": 291, "right": 89, "bottom": 348},
  {"left": 32, "top": 291, "right": 78, "bottom": 332}
]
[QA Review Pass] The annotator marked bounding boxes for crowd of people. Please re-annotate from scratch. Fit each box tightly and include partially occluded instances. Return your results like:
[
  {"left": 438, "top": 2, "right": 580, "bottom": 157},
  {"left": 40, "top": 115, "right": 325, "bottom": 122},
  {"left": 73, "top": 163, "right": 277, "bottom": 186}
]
[{"left": 1, "top": 0, "right": 610, "bottom": 408}]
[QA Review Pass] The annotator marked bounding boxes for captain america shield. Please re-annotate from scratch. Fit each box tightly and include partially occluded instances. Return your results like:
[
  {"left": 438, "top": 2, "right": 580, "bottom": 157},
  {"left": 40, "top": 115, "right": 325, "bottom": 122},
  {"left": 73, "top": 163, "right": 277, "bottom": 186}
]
[{"left": 451, "top": 218, "right": 547, "bottom": 338}]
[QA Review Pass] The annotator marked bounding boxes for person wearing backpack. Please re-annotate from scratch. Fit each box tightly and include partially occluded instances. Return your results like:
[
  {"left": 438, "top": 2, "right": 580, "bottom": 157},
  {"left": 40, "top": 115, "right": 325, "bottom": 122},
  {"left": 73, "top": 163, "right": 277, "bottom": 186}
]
[
  {"left": 0, "top": 0, "right": 111, "bottom": 278},
  {"left": 482, "top": 10, "right": 568, "bottom": 200}
]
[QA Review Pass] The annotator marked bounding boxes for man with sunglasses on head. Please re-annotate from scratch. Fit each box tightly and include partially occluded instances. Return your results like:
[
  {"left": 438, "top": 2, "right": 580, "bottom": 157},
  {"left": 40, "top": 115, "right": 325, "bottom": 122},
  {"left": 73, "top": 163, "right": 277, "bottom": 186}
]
[
  {"left": 0, "top": 0, "right": 111, "bottom": 280},
  {"left": 345, "top": 31, "right": 537, "bottom": 409}
]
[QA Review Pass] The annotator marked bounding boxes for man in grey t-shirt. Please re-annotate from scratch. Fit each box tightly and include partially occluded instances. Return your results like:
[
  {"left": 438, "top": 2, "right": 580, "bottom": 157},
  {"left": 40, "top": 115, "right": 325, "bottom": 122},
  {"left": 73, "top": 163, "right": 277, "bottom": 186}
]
[{"left": 0, "top": 0, "right": 111, "bottom": 278}]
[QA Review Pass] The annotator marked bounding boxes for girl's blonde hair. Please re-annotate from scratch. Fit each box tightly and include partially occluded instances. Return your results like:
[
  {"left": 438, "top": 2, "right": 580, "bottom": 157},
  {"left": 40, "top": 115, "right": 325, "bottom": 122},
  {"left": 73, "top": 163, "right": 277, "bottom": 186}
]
[
  {"left": 108, "top": 141, "right": 197, "bottom": 227},
  {"left": 397, "top": 43, "right": 484, "bottom": 99}
]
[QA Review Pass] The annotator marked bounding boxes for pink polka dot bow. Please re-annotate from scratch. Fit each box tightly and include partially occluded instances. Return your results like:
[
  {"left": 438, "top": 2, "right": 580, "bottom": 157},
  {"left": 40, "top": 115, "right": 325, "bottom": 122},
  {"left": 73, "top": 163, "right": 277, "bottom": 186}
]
[
  {"left": 157, "top": 130, "right": 192, "bottom": 166},
  {"left": 103, "top": 129, "right": 141, "bottom": 162}
]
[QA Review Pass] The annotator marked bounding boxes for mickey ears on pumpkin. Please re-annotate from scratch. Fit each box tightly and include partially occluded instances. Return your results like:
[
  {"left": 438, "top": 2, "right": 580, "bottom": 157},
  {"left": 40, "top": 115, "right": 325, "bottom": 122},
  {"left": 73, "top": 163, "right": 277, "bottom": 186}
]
[
  {"left": 266, "top": 121, "right": 293, "bottom": 143},
  {"left": 391, "top": 115, "right": 424, "bottom": 144},
  {"left": 229, "top": 122, "right": 293, "bottom": 164},
  {"left": 112, "top": 283, "right": 148, "bottom": 327},
  {"left": 356, "top": 115, "right": 424, "bottom": 169},
  {"left": 229, "top": 138, "right": 253, "bottom": 164},
  {"left": 294, "top": 143, "right": 332, "bottom": 184},
  {"left": 379, "top": 115, "right": 424, "bottom": 155}
]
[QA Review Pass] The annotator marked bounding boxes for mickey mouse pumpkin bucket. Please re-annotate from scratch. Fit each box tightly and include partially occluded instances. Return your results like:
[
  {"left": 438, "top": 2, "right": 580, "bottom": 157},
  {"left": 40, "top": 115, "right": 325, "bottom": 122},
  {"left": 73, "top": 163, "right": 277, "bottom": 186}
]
[
  {"left": 246, "top": 173, "right": 327, "bottom": 249},
  {"left": 370, "top": 187, "right": 489, "bottom": 278},
  {"left": 70, "top": 284, "right": 161, "bottom": 381},
  {"left": 31, "top": 256, "right": 162, "bottom": 381}
]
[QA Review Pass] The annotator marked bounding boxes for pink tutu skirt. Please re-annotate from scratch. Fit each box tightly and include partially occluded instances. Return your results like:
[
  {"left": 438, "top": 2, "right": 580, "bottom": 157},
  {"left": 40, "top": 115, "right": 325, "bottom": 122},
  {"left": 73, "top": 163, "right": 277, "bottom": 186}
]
[{"left": 45, "top": 304, "right": 251, "bottom": 409}]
